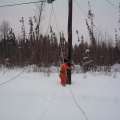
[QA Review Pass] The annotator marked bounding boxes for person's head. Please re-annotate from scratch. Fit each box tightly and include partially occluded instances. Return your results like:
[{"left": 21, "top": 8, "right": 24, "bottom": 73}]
[{"left": 64, "top": 58, "right": 68, "bottom": 63}]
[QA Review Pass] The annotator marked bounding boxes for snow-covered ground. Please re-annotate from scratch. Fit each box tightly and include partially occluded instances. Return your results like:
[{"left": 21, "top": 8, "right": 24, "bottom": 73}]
[{"left": 0, "top": 65, "right": 120, "bottom": 120}]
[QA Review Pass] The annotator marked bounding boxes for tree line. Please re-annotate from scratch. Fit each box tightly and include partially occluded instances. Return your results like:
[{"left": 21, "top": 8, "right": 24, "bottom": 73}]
[{"left": 0, "top": 22, "right": 119, "bottom": 70}]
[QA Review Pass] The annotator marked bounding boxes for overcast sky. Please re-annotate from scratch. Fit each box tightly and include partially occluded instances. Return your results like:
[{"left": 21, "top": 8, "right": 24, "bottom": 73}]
[{"left": 0, "top": 0, "right": 119, "bottom": 45}]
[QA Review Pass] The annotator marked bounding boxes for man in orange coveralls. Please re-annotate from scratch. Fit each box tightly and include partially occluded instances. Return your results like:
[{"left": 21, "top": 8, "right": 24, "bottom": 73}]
[{"left": 60, "top": 59, "right": 73, "bottom": 86}]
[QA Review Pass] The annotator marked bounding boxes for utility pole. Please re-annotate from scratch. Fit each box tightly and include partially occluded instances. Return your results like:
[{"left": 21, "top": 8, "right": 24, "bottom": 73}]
[{"left": 67, "top": 0, "right": 73, "bottom": 84}]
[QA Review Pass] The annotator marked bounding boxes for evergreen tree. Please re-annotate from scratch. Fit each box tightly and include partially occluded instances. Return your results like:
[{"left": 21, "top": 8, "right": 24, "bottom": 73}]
[{"left": 81, "top": 49, "right": 93, "bottom": 72}]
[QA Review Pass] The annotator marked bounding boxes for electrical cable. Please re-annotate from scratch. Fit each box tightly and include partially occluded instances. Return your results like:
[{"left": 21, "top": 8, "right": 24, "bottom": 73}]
[
  {"left": 69, "top": 85, "right": 88, "bottom": 120},
  {"left": 74, "top": 0, "right": 120, "bottom": 66},
  {"left": 46, "top": 6, "right": 53, "bottom": 35},
  {"left": 0, "top": 0, "right": 46, "bottom": 8},
  {"left": 51, "top": 2, "right": 88, "bottom": 119},
  {"left": 52, "top": 3, "right": 64, "bottom": 62},
  {"left": 0, "top": 2, "right": 47, "bottom": 86},
  {"left": 74, "top": 0, "right": 105, "bottom": 39},
  {"left": 74, "top": 0, "right": 88, "bottom": 18},
  {"left": 105, "top": 0, "right": 119, "bottom": 9},
  {"left": 0, "top": 1, "right": 55, "bottom": 87},
  {"left": 0, "top": 67, "right": 29, "bottom": 86},
  {"left": 74, "top": 0, "right": 118, "bottom": 39}
]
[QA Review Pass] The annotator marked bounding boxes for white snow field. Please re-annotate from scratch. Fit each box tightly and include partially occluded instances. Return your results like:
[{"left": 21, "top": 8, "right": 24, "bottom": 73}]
[{"left": 0, "top": 65, "right": 120, "bottom": 120}]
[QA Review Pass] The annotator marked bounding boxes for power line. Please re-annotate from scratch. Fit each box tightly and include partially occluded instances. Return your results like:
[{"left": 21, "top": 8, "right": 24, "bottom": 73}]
[
  {"left": 74, "top": 0, "right": 115, "bottom": 40},
  {"left": 46, "top": 5, "right": 53, "bottom": 35},
  {"left": 0, "top": 1, "right": 53, "bottom": 86},
  {"left": 74, "top": 0, "right": 120, "bottom": 61},
  {"left": 52, "top": 2, "right": 64, "bottom": 61},
  {"left": 74, "top": 0, "right": 88, "bottom": 18},
  {"left": 0, "top": 1, "right": 46, "bottom": 8},
  {"left": 0, "top": 67, "right": 29, "bottom": 86},
  {"left": 105, "top": 0, "right": 119, "bottom": 9}
]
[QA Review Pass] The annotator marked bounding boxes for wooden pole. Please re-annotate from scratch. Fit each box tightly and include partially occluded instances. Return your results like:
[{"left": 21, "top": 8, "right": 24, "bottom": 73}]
[{"left": 67, "top": 0, "right": 73, "bottom": 84}]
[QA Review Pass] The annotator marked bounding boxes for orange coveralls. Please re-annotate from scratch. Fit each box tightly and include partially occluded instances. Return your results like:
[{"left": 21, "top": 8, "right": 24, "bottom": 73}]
[{"left": 60, "top": 63, "right": 72, "bottom": 86}]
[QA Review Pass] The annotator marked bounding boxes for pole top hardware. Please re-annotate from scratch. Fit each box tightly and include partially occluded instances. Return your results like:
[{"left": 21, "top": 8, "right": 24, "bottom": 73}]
[{"left": 47, "top": 0, "right": 55, "bottom": 4}]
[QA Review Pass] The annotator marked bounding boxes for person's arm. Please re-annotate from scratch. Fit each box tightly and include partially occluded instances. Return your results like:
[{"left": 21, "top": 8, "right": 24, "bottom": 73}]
[{"left": 65, "top": 64, "right": 72, "bottom": 69}]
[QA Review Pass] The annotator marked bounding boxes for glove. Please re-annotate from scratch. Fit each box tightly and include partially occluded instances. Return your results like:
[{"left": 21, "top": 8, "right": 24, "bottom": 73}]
[{"left": 71, "top": 66, "right": 74, "bottom": 68}]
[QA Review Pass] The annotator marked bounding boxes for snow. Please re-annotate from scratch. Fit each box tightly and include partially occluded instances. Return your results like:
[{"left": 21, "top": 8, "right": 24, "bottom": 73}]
[{"left": 0, "top": 66, "right": 120, "bottom": 120}]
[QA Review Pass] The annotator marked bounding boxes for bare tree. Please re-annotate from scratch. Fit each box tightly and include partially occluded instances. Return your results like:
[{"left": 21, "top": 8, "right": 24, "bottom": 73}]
[
  {"left": 19, "top": 17, "right": 26, "bottom": 41},
  {"left": 33, "top": 2, "right": 45, "bottom": 40},
  {"left": 0, "top": 20, "right": 10, "bottom": 39}
]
